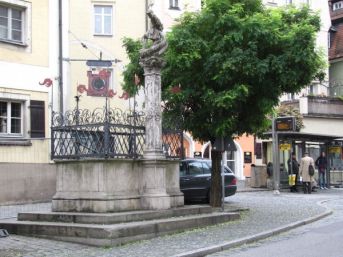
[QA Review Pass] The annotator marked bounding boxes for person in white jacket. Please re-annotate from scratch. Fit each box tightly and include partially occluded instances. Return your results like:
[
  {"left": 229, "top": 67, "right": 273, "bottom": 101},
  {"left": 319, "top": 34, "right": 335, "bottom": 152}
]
[{"left": 299, "top": 152, "right": 315, "bottom": 194}]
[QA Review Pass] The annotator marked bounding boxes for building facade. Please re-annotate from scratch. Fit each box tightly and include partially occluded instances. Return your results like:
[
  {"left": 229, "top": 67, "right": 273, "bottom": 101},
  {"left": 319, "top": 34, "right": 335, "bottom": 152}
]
[
  {"left": 61, "top": 0, "right": 201, "bottom": 113},
  {"left": 0, "top": 0, "right": 203, "bottom": 204},
  {"left": 329, "top": 0, "right": 343, "bottom": 96},
  {"left": 260, "top": 1, "right": 343, "bottom": 187},
  {"left": 0, "top": 0, "right": 58, "bottom": 204}
]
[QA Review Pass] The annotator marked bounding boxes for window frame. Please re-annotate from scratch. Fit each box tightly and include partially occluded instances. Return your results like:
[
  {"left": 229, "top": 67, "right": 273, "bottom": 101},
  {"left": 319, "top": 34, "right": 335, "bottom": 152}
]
[
  {"left": 333, "top": 1, "right": 343, "bottom": 11},
  {"left": 0, "top": 100, "right": 23, "bottom": 137},
  {"left": 169, "top": 0, "right": 180, "bottom": 10},
  {"left": 0, "top": 0, "right": 30, "bottom": 46},
  {"left": 0, "top": 92, "right": 30, "bottom": 141},
  {"left": 93, "top": 4, "right": 113, "bottom": 36}
]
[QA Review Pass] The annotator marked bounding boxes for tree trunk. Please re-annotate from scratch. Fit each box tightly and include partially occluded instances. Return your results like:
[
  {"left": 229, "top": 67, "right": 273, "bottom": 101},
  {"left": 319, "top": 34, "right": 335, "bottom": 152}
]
[{"left": 210, "top": 149, "right": 222, "bottom": 207}]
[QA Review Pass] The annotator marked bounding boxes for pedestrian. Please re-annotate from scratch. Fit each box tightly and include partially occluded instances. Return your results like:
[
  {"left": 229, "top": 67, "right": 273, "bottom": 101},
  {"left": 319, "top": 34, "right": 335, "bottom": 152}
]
[
  {"left": 299, "top": 152, "right": 315, "bottom": 194},
  {"left": 287, "top": 152, "right": 299, "bottom": 192},
  {"left": 315, "top": 151, "right": 328, "bottom": 189}
]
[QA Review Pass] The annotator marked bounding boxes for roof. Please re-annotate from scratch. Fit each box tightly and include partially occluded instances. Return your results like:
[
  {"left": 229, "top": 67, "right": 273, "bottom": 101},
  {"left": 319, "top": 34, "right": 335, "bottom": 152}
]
[
  {"left": 329, "top": 23, "right": 343, "bottom": 61},
  {"left": 263, "top": 131, "right": 343, "bottom": 143}
]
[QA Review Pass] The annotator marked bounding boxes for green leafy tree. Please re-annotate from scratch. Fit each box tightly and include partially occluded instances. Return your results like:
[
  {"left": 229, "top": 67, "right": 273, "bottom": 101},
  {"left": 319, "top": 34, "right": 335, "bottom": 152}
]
[
  {"left": 122, "top": 38, "right": 144, "bottom": 96},
  {"left": 122, "top": 0, "right": 324, "bottom": 207}
]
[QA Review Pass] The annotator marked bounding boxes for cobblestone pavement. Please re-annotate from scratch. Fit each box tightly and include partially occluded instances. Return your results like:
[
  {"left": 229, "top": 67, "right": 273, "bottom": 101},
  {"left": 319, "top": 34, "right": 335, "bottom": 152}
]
[
  {"left": 1, "top": 188, "right": 341, "bottom": 257},
  {"left": 208, "top": 193, "right": 343, "bottom": 257}
]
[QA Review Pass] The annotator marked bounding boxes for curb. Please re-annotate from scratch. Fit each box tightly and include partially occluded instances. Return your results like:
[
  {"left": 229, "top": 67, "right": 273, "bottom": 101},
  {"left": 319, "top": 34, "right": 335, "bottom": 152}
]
[{"left": 173, "top": 200, "right": 333, "bottom": 257}]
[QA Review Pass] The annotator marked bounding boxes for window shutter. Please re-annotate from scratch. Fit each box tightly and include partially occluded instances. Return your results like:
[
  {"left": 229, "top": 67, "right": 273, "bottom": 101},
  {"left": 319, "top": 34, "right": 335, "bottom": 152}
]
[{"left": 30, "top": 100, "right": 45, "bottom": 138}]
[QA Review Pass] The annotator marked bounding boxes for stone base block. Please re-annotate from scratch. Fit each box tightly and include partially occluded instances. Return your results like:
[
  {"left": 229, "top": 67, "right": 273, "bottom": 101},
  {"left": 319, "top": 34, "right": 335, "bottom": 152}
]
[
  {"left": 52, "top": 195, "right": 141, "bottom": 213},
  {"left": 53, "top": 159, "right": 184, "bottom": 212},
  {"left": 167, "top": 191, "right": 184, "bottom": 208},
  {"left": 0, "top": 207, "right": 240, "bottom": 247},
  {"left": 140, "top": 194, "right": 172, "bottom": 210}
]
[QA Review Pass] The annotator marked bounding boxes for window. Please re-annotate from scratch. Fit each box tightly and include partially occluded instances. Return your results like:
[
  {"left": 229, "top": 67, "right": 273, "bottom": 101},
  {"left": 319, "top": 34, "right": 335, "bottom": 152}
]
[
  {"left": 169, "top": 0, "right": 180, "bottom": 9},
  {"left": 333, "top": 1, "right": 343, "bottom": 11},
  {"left": 180, "top": 162, "right": 187, "bottom": 176},
  {"left": 188, "top": 162, "right": 203, "bottom": 175},
  {"left": 226, "top": 150, "right": 236, "bottom": 173},
  {"left": 0, "top": 101, "right": 22, "bottom": 135},
  {"left": 0, "top": 4, "right": 24, "bottom": 43},
  {"left": 202, "top": 162, "right": 211, "bottom": 174},
  {"left": 244, "top": 151, "right": 252, "bottom": 163},
  {"left": 94, "top": 5, "right": 112, "bottom": 35},
  {"left": 0, "top": 95, "right": 45, "bottom": 141},
  {"left": 285, "top": 0, "right": 292, "bottom": 4}
]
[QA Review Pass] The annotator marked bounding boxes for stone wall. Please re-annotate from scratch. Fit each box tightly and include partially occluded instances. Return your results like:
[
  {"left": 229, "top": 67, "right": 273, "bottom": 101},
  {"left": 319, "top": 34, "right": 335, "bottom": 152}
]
[{"left": 0, "top": 163, "right": 56, "bottom": 205}]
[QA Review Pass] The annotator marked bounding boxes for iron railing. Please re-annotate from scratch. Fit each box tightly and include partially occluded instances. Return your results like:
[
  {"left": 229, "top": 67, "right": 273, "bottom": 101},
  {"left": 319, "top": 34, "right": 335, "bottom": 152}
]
[{"left": 51, "top": 107, "right": 183, "bottom": 160}]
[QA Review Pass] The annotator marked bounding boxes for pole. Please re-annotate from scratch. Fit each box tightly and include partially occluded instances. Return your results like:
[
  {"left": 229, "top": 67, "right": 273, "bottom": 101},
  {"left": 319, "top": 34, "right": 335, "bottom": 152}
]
[
  {"left": 58, "top": 0, "right": 64, "bottom": 113},
  {"left": 221, "top": 149, "right": 227, "bottom": 212},
  {"left": 145, "top": 0, "right": 149, "bottom": 31},
  {"left": 272, "top": 116, "right": 280, "bottom": 194},
  {"left": 133, "top": 94, "right": 137, "bottom": 158}
]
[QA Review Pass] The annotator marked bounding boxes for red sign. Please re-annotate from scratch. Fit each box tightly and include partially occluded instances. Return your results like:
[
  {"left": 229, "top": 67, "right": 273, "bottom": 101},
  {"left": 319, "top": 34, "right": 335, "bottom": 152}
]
[{"left": 87, "top": 70, "right": 110, "bottom": 97}]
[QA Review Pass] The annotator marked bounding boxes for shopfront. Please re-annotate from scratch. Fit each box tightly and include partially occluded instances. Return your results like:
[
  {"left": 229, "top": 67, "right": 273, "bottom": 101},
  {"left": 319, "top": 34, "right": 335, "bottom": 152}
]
[{"left": 264, "top": 131, "right": 343, "bottom": 189}]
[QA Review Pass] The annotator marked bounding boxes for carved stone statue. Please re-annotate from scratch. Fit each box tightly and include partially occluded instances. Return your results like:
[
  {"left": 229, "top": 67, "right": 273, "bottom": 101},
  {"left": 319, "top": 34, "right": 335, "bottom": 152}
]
[
  {"left": 140, "top": 5, "right": 168, "bottom": 66},
  {"left": 139, "top": 5, "right": 167, "bottom": 159}
]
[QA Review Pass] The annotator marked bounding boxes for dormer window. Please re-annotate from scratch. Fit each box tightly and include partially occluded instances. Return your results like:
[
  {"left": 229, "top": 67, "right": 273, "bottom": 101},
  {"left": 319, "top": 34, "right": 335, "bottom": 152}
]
[{"left": 333, "top": 1, "right": 343, "bottom": 11}]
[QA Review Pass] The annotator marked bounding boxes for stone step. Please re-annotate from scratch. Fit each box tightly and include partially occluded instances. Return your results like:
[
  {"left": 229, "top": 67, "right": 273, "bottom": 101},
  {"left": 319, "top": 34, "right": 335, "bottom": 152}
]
[
  {"left": 0, "top": 211, "right": 240, "bottom": 247},
  {"left": 17, "top": 205, "right": 212, "bottom": 224}
]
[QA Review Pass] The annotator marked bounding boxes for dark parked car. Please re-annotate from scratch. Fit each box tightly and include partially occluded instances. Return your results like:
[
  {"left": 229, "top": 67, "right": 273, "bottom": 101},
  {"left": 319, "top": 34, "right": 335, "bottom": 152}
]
[{"left": 180, "top": 158, "right": 237, "bottom": 203}]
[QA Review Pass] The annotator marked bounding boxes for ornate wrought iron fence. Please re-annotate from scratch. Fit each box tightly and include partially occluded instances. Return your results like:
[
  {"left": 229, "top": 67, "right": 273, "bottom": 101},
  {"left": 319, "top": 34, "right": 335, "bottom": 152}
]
[{"left": 51, "top": 107, "right": 183, "bottom": 160}]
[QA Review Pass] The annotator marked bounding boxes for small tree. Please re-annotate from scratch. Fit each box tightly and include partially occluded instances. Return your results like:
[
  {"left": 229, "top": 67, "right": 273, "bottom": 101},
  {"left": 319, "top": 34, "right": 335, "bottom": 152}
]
[{"left": 122, "top": 0, "right": 324, "bottom": 207}]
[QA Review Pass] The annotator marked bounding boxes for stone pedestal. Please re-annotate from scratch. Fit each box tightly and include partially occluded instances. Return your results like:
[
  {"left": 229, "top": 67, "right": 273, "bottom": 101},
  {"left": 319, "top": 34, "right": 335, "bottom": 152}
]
[
  {"left": 142, "top": 61, "right": 165, "bottom": 160},
  {"left": 52, "top": 159, "right": 183, "bottom": 212},
  {"left": 140, "top": 159, "right": 184, "bottom": 210}
]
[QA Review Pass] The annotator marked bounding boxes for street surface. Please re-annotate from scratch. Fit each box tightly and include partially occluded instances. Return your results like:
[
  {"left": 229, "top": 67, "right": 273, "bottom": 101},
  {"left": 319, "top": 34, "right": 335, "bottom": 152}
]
[
  {"left": 209, "top": 194, "right": 343, "bottom": 257},
  {"left": 0, "top": 188, "right": 342, "bottom": 257}
]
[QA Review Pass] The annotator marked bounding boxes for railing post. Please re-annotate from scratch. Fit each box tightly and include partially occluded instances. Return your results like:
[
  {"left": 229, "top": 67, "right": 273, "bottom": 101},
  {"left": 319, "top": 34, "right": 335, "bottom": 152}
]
[
  {"left": 104, "top": 103, "right": 109, "bottom": 159},
  {"left": 133, "top": 111, "right": 137, "bottom": 158},
  {"left": 75, "top": 96, "right": 80, "bottom": 158},
  {"left": 50, "top": 111, "right": 54, "bottom": 160}
]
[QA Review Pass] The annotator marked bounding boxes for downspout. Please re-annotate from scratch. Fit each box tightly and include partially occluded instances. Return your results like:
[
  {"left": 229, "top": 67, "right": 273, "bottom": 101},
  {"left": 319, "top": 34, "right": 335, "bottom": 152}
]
[{"left": 58, "top": 0, "right": 64, "bottom": 113}]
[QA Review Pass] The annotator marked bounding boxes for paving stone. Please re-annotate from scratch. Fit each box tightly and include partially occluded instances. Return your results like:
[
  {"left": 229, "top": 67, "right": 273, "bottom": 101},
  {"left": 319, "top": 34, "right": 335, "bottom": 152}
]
[{"left": 0, "top": 188, "right": 341, "bottom": 257}]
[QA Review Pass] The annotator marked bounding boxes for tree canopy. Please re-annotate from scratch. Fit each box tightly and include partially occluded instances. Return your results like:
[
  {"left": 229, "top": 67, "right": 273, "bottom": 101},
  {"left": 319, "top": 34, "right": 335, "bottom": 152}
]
[
  {"left": 122, "top": 0, "right": 324, "bottom": 143},
  {"left": 122, "top": 0, "right": 324, "bottom": 207}
]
